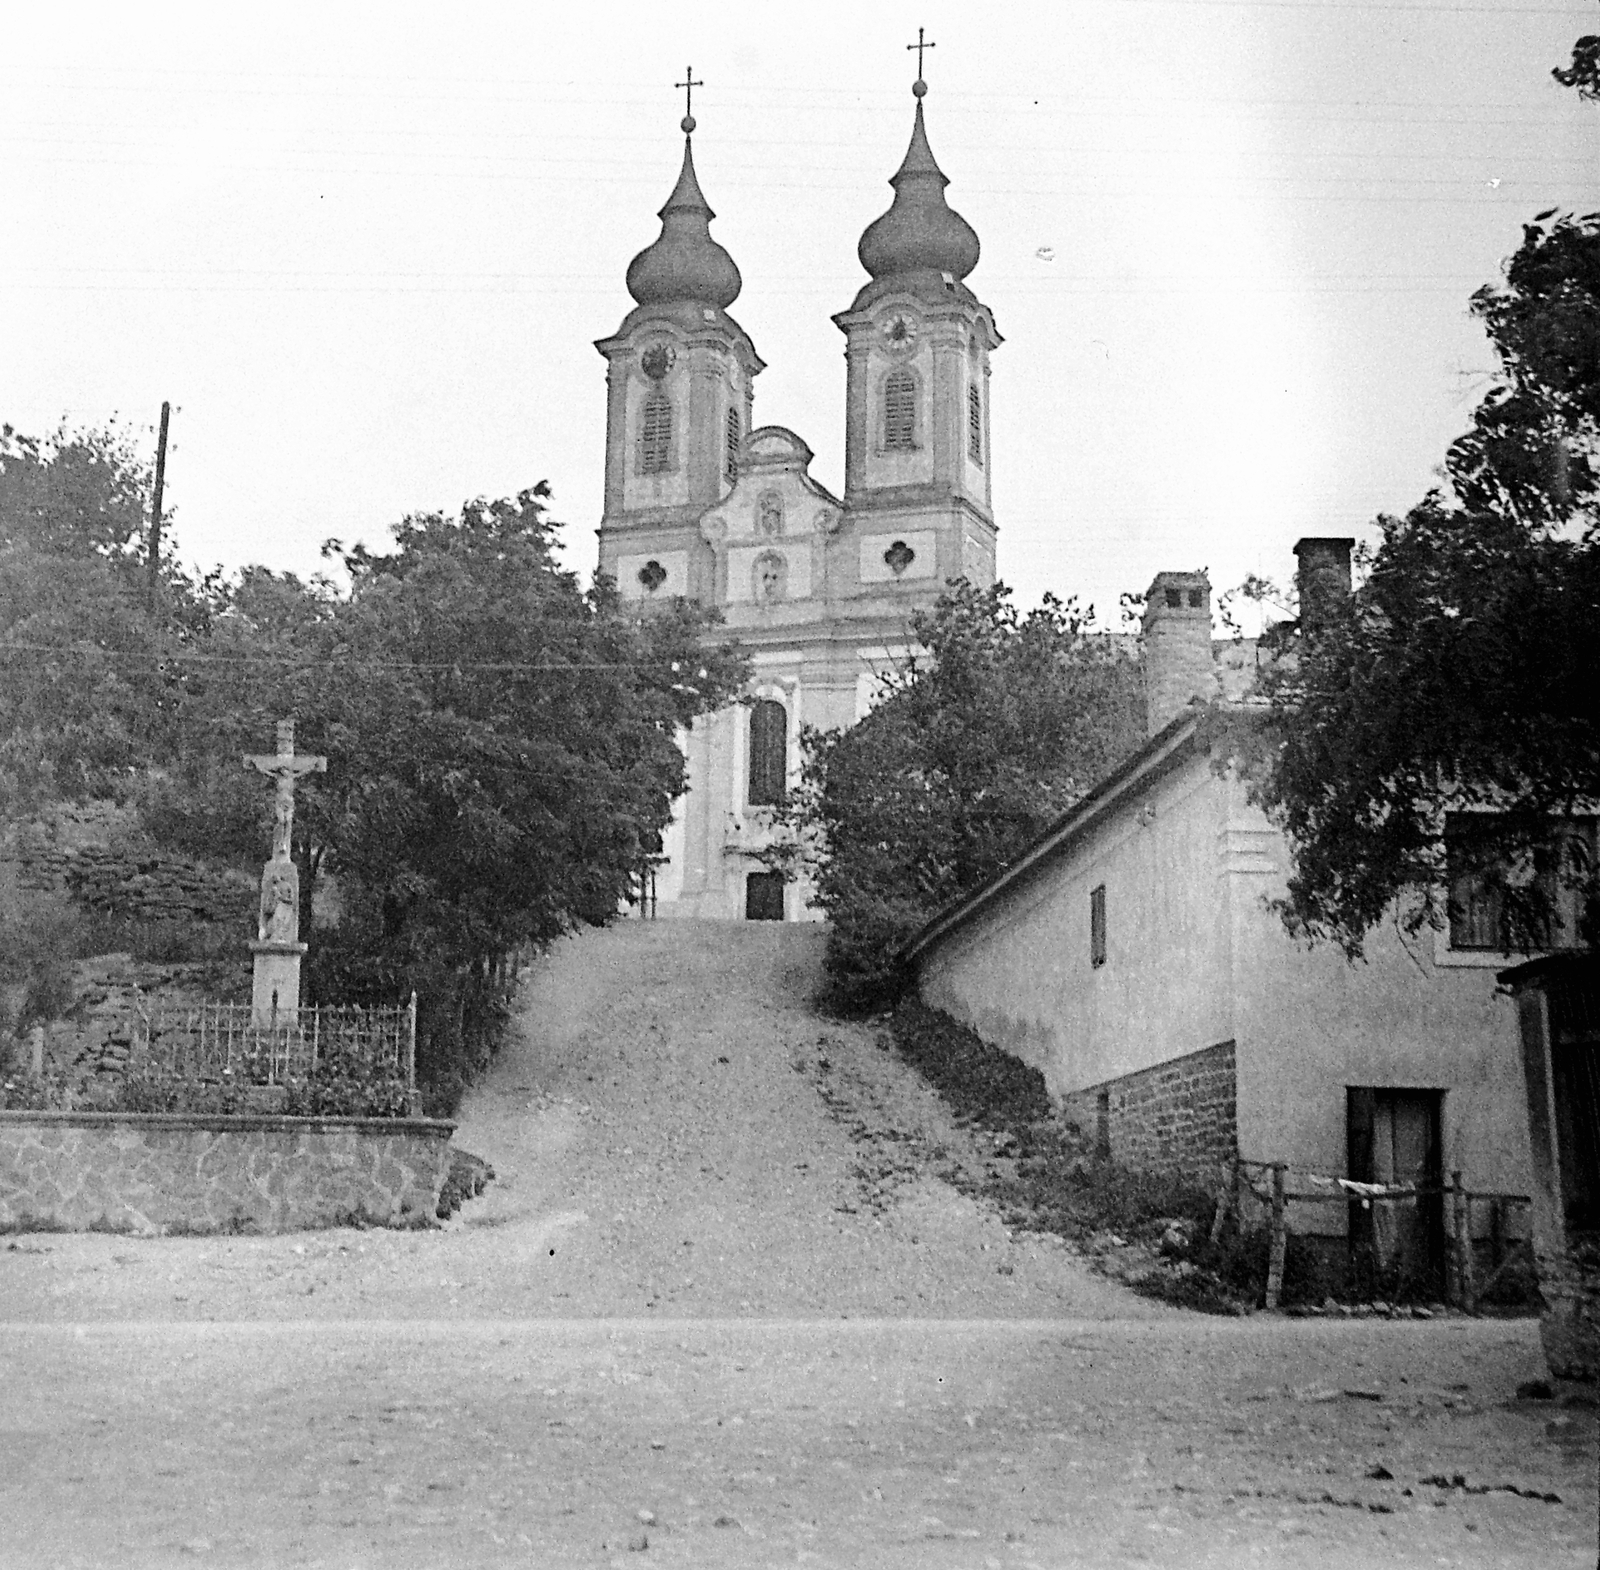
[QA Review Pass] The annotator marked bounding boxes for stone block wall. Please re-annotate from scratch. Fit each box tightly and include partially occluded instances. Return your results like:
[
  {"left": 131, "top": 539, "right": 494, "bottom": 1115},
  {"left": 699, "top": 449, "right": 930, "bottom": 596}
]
[
  {"left": 0, "top": 1112, "right": 455, "bottom": 1234},
  {"left": 27, "top": 954, "right": 247, "bottom": 1094},
  {"left": 1, "top": 806, "right": 253, "bottom": 926},
  {"left": 1059, "top": 1039, "right": 1237, "bottom": 1178}
]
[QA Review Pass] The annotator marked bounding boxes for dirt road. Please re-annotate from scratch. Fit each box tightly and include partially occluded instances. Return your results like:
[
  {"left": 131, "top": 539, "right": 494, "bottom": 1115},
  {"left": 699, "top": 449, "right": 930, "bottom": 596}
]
[{"left": 0, "top": 920, "right": 1593, "bottom": 1566}]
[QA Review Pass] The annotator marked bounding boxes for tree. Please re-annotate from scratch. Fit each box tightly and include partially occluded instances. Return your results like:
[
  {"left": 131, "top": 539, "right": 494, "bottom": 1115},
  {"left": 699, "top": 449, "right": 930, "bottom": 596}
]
[
  {"left": 774, "top": 582, "right": 1144, "bottom": 1011},
  {"left": 1240, "top": 52, "right": 1600, "bottom": 958},
  {"left": 0, "top": 421, "right": 200, "bottom": 813},
  {"left": 3, "top": 442, "right": 747, "bottom": 1101}
]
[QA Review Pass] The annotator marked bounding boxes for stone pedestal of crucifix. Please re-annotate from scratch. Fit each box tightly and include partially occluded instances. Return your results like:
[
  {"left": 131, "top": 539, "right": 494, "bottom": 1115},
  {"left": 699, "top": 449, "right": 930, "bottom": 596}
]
[{"left": 244, "top": 718, "right": 326, "bottom": 1027}]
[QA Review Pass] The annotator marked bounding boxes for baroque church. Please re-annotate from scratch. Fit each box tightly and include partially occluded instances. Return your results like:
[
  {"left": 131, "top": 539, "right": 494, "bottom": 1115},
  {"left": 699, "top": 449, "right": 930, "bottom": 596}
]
[{"left": 597, "top": 75, "right": 1001, "bottom": 920}]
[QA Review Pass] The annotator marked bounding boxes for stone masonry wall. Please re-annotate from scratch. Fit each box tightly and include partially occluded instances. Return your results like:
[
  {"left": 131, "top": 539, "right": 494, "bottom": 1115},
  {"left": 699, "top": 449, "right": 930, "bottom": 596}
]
[
  {"left": 0, "top": 1112, "right": 455, "bottom": 1234},
  {"left": 1, "top": 804, "right": 253, "bottom": 927},
  {"left": 1059, "top": 1039, "right": 1237, "bottom": 1178}
]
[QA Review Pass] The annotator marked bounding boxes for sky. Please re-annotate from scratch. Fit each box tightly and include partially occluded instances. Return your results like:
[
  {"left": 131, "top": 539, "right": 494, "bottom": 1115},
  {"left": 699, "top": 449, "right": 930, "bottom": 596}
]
[{"left": 3, "top": 0, "right": 1598, "bottom": 630}]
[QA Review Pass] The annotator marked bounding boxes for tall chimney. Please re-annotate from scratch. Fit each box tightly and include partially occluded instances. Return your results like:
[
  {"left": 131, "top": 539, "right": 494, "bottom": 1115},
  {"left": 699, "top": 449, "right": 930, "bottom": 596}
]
[
  {"left": 1141, "top": 570, "right": 1217, "bottom": 738},
  {"left": 1293, "top": 537, "right": 1353, "bottom": 635}
]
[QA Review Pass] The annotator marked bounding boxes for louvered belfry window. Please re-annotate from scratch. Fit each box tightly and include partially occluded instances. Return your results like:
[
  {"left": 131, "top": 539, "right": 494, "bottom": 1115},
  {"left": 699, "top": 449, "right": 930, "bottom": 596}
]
[
  {"left": 968, "top": 383, "right": 983, "bottom": 465},
  {"left": 883, "top": 370, "right": 916, "bottom": 451},
  {"left": 726, "top": 406, "right": 741, "bottom": 481},
  {"left": 640, "top": 394, "right": 673, "bottom": 473},
  {"left": 748, "top": 699, "right": 787, "bottom": 806}
]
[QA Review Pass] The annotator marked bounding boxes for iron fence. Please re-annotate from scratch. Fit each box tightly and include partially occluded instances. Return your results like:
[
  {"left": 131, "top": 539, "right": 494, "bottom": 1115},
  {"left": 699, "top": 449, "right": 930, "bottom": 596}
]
[{"left": 137, "top": 995, "right": 417, "bottom": 1090}]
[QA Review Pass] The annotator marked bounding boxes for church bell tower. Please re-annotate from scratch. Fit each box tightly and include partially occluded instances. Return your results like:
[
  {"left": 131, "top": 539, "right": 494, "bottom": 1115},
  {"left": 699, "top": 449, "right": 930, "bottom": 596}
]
[
  {"left": 595, "top": 91, "right": 764, "bottom": 608},
  {"left": 832, "top": 71, "right": 1001, "bottom": 597}
]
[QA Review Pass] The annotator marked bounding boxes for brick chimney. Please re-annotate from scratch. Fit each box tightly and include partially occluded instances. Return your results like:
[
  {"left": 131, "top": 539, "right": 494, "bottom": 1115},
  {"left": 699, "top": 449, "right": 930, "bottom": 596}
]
[
  {"left": 1292, "top": 537, "right": 1354, "bottom": 635},
  {"left": 1141, "top": 570, "right": 1217, "bottom": 738}
]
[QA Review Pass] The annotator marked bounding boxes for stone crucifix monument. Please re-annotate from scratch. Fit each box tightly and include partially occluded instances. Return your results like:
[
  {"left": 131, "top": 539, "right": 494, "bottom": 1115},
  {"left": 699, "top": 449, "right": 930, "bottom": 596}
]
[{"left": 244, "top": 718, "right": 326, "bottom": 1027}]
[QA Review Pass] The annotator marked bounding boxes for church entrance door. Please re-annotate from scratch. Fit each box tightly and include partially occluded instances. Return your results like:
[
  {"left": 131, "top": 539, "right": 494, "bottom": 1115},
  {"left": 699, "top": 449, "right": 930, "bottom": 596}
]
[{"left": 745, "top": 871, "right": 785, "bottom": 921}]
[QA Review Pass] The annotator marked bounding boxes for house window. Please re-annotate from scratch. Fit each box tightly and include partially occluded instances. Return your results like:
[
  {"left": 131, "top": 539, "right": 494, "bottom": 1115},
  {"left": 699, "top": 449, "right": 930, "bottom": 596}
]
[
  {"left": 726, "top": 406, "right": 741, "bottom": 482},
  {"left": 748, "top": 699, "right": 787, "bottom": 807},
  {"left": 640, "top": 394, "right": 673, "bottom": 473},
  {"left": 883, "top": 370, "right": 916, "bottom": 451},
  {"left": 1446, "top": 814, "right": 1595, "bottom": 952},
  {"left": 968, "top": 383, "right": 983, "bottom": 465},
  {"left": 1090, "top": 884, "right": 1107, "bottom": 968}
]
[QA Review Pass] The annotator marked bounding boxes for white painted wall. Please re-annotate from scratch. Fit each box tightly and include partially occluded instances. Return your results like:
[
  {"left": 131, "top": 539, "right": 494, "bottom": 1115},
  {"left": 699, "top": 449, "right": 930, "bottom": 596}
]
[{"left": 917, "top": 748, "right": 1533, "bottom": 1202}]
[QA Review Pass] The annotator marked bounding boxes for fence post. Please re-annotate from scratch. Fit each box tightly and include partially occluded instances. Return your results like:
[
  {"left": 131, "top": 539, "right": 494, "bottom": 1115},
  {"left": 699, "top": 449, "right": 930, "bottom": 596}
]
[
  {"left": 1209, "top": 1158, "right": 1235, "bottom": 1247},
  {"left": 1265, "top": 1163, "right": 1288, "bottom": 1310},
  {"left": 406, "top": 991, "right": 418, "bottom": 1093},
  {"left": 1453, "top": 1172, "right": 1476, "bottom": 1314},
  {"left": 1452, "top": 1171, "right": 1465, "bottom": 1305}
]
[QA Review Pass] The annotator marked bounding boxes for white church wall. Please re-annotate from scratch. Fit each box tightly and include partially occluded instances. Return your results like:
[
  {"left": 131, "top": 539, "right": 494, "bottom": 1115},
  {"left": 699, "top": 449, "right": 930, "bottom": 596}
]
[
  {"left": 615, "top": 550, "right": 689, "bottom": 600},
  {"left": 857, "top": 531, "right": 937, "bottom": 584}
]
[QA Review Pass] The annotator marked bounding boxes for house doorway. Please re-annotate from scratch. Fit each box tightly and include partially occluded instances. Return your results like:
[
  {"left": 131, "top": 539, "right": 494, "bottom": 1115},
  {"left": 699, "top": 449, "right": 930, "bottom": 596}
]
[
  {"left": 745, "top": 871, "right": 785, "bottom": 922},
  {"left": 1347, "top": 1087, "right": 1445, "bottom": 1298}
]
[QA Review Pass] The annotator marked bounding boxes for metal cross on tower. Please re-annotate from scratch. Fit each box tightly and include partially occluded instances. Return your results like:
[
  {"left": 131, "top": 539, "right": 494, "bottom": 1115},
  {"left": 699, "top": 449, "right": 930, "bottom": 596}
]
[
  {"left": 907, "top": 27, "right": 935, "bottom": 83},
  {"left": 676, "top": 66, "right": 704, "bottom": 132}
]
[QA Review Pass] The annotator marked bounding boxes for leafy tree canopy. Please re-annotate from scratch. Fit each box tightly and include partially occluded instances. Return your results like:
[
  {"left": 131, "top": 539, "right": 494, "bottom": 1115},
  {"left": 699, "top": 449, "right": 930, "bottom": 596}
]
[
  {"left": 774, "top": 581, "right": 1144, "bottom": 1011},
  {"left": 1241, "top": 47, "right": 1600, "bottom": 957},
  {"left": 2, "top": 436, "right": 746, "bottom": 1097}
]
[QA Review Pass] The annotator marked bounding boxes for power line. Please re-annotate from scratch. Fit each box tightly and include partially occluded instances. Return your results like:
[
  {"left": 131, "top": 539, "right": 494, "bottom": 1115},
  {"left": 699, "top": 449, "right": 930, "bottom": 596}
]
[{"left": 0, "top": 640, "right": 725, "bottom": 675}]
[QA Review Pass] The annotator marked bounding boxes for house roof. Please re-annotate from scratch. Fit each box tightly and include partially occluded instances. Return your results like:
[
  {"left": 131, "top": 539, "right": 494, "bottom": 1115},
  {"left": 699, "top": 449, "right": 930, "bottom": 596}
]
[{"left": 901, "top": 706, "right": 1209, "bottom": 967}]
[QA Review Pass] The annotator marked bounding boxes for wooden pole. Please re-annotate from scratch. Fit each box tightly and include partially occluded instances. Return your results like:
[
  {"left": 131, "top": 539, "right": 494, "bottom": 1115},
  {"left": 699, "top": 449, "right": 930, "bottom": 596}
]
[
  {"left": 1453, "top": 1172, "right": 1476, "bottom": 1314},
  {"left": 1209, "top": 1157, "right": 1235, "bottom": 1247},
  {"left": 1452, "top": 1171, "right": 1465, "bottom": 1305},
  {"left": 407, "top": 991, "right": 418, "bottom": 1092},
  {"left": 146, "top": 400, "right": 170, "bottom": 611},
  {"left": 1265, "top": 1162, "right": 1288, "bottom": 1310}
]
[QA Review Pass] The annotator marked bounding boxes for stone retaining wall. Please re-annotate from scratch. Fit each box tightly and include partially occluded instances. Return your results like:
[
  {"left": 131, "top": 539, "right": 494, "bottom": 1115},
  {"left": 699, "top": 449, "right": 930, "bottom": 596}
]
[
  {"left": 1059, "top": 1040, "right": 1238, "bottom": 1178},
  {"left": 0, "top": 1111, "right": 455, "bottom": 1234}
]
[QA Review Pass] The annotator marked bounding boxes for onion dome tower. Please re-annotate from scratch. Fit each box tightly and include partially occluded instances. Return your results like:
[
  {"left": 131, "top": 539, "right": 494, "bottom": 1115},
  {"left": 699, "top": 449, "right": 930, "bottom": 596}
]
[
  {"left": 833, "top": 63, "right": 1001, "bottom": 597},
  {"left": 595, "top": 81, "right": 763, "bottom": 608}
]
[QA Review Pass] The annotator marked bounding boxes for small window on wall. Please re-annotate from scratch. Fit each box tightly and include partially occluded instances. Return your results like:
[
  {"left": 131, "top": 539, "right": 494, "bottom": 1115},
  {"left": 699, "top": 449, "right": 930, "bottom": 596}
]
[
  {"left": 1447, "top": 813, "right": 1597, "bottom": 951},
  {"left": 883, "top": 370, "right": 916, "bottom": 451},
  {"left": 968, "top": 383, "right": 983, "bottom": 465},
  {"left": 1090, "top": 884, "right": 1107, "bottom": 968},
  {"left": 748, "top": 699, "right": 787, "bottom": 806},
  {"left": 726, "top": 406, "right": 741, "bottom": 482},
  {"left": 640, "top": 394, "right": 673, "bottom": 473}
]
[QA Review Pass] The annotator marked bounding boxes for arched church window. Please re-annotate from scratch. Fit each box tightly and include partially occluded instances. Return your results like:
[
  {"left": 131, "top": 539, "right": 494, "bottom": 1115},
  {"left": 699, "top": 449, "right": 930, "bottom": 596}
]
[
  {"left": 748, "top": 699, "right": 787, "bottom": 807},
  {"left": 640, "top": 394, "right": 673, "bottom": 473},
  {"left": 968, "top": 383, "right": 983, "bottom": 466},
  {"left": 883, "top": 370, "right": 916, "bottom": 451},
  {"left": 726, "top": 406, "right": 741, "bottom": 482}
]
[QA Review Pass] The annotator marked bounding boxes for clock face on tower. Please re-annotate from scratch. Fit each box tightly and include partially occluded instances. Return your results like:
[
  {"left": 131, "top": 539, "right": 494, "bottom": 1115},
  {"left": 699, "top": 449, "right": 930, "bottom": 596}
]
[{"left": 879, "top": 312, "right": 919, "bottom": 353}]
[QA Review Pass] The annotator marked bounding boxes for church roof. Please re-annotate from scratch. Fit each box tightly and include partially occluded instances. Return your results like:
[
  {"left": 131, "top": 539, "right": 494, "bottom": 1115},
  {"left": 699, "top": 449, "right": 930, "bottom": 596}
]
[
  {"left": 857, "top": 88, "right": 980, "bottom": 285},
  {"left": 625, "top": 134, "right": 743, "bottom": 310}
]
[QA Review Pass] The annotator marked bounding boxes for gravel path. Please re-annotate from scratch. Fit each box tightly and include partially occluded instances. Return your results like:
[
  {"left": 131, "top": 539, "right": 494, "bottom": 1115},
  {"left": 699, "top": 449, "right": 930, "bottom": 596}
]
[{"left": 0, "top": 920, "right": 1592, "bottom": 1567}]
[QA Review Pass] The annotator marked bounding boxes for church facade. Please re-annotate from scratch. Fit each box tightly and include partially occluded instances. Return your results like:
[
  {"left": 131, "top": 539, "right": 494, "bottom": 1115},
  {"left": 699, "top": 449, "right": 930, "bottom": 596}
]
[{"left": 595, "top": 82, "right": 1000, "bottom": 920}]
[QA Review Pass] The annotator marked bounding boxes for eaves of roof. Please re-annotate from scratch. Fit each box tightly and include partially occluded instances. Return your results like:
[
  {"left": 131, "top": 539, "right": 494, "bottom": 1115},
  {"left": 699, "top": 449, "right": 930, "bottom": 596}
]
[{"left": 900, "top": 704, "right": 1216, "bottom": 968}]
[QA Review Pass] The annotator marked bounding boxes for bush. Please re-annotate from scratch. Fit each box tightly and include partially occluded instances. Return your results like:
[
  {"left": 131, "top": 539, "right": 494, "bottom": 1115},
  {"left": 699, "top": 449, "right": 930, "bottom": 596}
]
[{"left": 888, "top": 998, "right": 1052, "bottom": 1135}]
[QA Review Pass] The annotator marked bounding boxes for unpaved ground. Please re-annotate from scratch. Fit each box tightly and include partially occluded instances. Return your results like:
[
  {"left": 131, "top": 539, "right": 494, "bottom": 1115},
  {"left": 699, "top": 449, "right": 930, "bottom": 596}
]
[{"left": 0, "top": 920, "right": 1594, "bottom": 1567}]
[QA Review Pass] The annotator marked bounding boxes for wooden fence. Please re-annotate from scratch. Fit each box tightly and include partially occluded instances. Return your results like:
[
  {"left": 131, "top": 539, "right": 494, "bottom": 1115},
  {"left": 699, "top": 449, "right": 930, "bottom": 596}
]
[{"left": 1217, "top": 1157, "right": 1532, "bottom": 1312}]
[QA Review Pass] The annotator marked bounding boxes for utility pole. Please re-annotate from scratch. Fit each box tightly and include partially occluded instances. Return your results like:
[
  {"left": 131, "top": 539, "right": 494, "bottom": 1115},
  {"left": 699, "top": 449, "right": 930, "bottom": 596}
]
[{"left": 146, "top": 400, "right": 170, "bottom": 611}]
